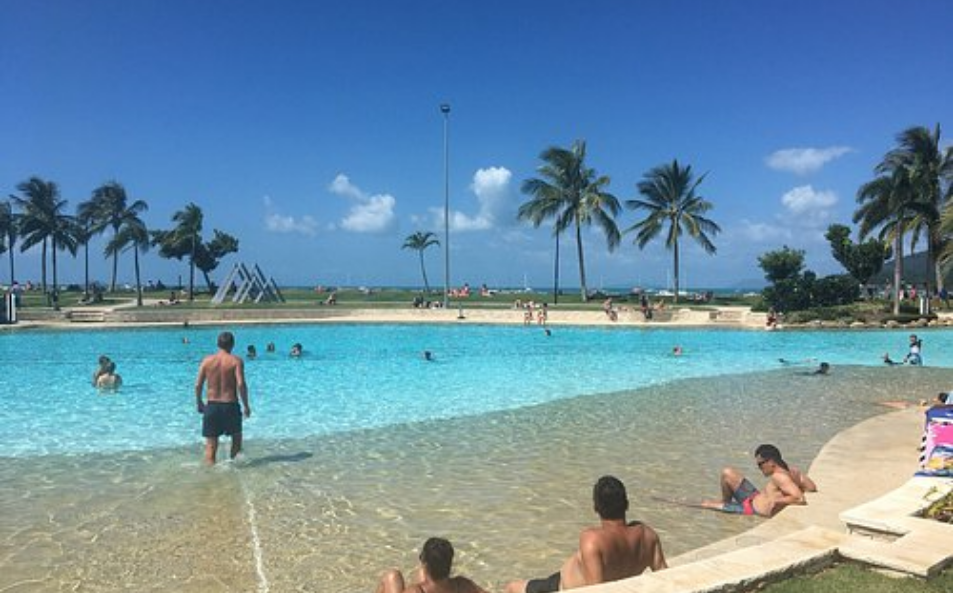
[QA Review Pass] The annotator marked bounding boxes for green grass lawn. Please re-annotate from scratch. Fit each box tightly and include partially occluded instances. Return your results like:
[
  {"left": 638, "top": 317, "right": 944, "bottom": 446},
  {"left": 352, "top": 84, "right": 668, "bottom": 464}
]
[{"left": 762, "top": 564, "right": 953, "bottom": 593}]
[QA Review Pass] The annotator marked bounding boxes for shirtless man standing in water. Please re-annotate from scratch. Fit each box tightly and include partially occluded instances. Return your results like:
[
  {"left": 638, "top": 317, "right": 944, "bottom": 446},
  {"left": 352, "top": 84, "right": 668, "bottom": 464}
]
[{"left": 195, "top": 331, "right": 251, "bottom": 465}]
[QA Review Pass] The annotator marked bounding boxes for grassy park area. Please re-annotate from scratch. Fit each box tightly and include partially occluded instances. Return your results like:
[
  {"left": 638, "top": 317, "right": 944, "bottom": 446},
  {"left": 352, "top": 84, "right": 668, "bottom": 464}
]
[{"left": 762, "top": 564, "right": 952, "bottom": 593}]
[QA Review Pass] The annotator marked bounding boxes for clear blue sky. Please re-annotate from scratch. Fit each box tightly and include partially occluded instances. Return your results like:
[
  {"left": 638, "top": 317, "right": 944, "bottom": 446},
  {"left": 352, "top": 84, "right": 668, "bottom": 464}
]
[{"left": 2, "top": 1, "right": 951, "bottom": 291}]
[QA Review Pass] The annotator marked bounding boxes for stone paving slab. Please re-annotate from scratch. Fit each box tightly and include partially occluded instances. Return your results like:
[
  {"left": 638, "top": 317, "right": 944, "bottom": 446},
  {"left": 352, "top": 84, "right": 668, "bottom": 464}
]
[
  {"left": 840, "top": 525, "right": 953, "bottom": 578},
  {"left": 574, "top": 527, "right": 844, "bottom": 593},
  {"left": 840, "top": 476, "right": 953, "bottom": 538}
]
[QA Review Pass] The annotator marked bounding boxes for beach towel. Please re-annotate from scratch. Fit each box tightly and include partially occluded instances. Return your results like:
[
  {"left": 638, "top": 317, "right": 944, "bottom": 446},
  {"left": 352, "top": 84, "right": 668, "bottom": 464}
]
[{"left": 917, "top": 405, "right": 953, "bottom": 478}]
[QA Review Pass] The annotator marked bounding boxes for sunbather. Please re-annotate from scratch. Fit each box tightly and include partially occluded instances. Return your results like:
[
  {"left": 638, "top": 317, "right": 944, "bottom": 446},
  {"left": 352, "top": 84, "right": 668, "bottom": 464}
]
[{"left": 701, "top": 444, "right": 815, "bottom": 517}]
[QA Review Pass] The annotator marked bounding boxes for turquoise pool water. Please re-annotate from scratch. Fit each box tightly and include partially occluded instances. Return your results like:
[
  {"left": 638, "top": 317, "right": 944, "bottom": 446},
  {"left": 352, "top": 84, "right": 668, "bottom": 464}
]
[
  {"left": 0, "top": 324, "right": 949, "bottom": 457},
  {"left": 2, "top": 323, "right": 951, "bottom": 592}
]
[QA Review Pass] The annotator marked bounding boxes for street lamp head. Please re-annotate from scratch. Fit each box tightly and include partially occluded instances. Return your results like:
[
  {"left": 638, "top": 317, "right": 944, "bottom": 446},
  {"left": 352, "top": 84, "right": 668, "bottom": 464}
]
[{"left": 440, "top": 103, "right": 451, "bottom": 114}]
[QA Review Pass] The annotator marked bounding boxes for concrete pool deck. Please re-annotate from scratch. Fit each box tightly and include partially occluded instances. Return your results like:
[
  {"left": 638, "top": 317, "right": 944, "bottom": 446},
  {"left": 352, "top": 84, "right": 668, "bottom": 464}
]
[{"left": 583, "top": 406, "right": 953, "bottom": 593}]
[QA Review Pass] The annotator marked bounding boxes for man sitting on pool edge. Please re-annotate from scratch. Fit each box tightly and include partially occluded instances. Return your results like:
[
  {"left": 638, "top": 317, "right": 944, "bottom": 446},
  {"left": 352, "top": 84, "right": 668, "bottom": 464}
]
[
  {"left": 701, "top": 444, "right": 816, "bottom": 517},
  {"left": 505, "top": 475, "right": 668, "bottom": 593}
]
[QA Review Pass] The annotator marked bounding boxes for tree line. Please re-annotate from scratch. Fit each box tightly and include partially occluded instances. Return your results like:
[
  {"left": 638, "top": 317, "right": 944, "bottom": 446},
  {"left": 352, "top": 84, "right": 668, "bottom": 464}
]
[
  {"left": 405, "top": 141, "right": 720, "bottom": 304},
  {"left": 406, "top": 125, "right": 952, "bottom": 311},
  {"left": 0, "top": 179, "right": 238, "bottom": 307},
  {"left": 758, "top": 125, "right": 953, "bottom": 314}
]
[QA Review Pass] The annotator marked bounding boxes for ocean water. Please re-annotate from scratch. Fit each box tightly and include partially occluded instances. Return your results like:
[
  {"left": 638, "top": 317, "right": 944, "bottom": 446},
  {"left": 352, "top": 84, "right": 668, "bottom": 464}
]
[{"left": 0, "top": 324, "right": 950, "bottom": 592}]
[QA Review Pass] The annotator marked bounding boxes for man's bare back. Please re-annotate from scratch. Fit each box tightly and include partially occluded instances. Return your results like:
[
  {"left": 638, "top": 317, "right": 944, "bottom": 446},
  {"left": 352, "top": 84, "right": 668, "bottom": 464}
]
[
  {"left": 560, "top": 520, "right": 666, "bottom": 588},
  {"left": 197, "top": 351, "right": 245, "bottom": 405},
  {"left": 195, "top": 332, "right": 250, "bottom": 465},
  {"left": 506, "top": 476, "right": 667, "bottom": 593}
]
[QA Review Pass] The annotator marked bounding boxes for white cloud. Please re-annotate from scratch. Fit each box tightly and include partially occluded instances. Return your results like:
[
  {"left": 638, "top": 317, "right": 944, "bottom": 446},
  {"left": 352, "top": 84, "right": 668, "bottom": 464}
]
[
  {"left": 429, "top": 166, "right": 513, "bottom": 232},
  {"left": 262, "top": 196, "right": 318, "bottom": 236},
  {"left": 735, "top": 185, "right": 837, "bottom": 243},
  {"left": 472, "top": 167, "right": 511, "bottom": 210},
  {"left": 328, "top": 174, "right": 396, "bottom": 233},
  {"left": 328, "top": 174, "right": 364, "bottom": 200},
  {"left": 341, "top": 194, "right": 397, "bottom": 232},
  {"left": 781, "top": 185, "right": 837, "bottom": 215},
  {"left": 766, "top": 146, "right": 852, "bottom": 175}
]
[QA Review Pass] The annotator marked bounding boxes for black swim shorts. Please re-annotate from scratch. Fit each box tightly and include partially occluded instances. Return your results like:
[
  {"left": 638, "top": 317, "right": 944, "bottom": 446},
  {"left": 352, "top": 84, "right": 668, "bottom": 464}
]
[
  {"left": 525, "top": 572, "right": 560, "bottom": 593},
  {"left": 202, "top": 401, "right": 242, "bottom": 438}
]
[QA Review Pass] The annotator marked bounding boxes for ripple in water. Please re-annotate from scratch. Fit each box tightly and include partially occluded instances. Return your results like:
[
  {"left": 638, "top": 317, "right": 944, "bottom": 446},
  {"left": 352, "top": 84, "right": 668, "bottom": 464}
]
[{"left": 1, "top": 365, "right": 946, "bottom": 592}]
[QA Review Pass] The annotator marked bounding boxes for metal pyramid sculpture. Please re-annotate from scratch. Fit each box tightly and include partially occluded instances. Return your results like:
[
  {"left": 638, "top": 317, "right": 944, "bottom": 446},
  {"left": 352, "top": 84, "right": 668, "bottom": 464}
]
[{"left": 211, "top": 262, "right": 285, "bottom": 304}]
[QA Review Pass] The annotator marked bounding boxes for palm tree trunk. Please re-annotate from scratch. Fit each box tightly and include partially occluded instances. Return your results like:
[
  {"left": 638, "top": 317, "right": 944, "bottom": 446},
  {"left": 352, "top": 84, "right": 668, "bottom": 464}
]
[
  {"left": 40, "top": 239, "right": 48, "bottom": 295},
  {"left": 51, "top": 238, "right": 59, "bottom": 310},
  {"left": 83, "top": 241, "right": 90, "bottom": 300},
  {"left": 673, "top": 239, "right": 681, "bottom": 304},
  {"left": 134, "top": 249, "right": 142, "bottom": 307},
  {"left": 931, "top": 232, "right": 944, "bottom": 295},
  {"left": 8, "top": 245, "right": 14, "bottom": 285},
  {"left": 575, "top": 220, "right": 587, "bottom": 302},
  {"left": 110, "top": 251, "right": 119, "bottom": 293},
  {"left": 419, "top": 251, "right": 431, "bottom": 294},
  {"left": 553, "top": 231, "right": 560, "bottom": 305},
  {"left": 893, "top": 235, "right": 903, "bottom": 316},
  {"left": 189, "top": 234, "right": 196, "bottom": 302}
]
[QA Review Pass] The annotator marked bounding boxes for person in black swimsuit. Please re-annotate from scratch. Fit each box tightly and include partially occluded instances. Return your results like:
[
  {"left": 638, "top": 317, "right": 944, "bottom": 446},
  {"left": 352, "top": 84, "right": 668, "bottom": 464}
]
[{"left": 375, "top": 537, "right": 488, "bottom": 593}]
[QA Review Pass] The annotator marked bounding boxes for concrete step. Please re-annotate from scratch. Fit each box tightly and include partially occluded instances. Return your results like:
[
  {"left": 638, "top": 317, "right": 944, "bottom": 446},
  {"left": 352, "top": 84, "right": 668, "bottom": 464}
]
[
  {"left": 67, "top": 309, "right": 107, "bottom": 322},
  {"left": 840, "top": 477, "right": 953, "bottom": 539},
  {"left": 840, "top": 522, "right": 953, "bottom": 578},
  {"left": 590, "top": 526, "right": 844, "bottom": 593}
]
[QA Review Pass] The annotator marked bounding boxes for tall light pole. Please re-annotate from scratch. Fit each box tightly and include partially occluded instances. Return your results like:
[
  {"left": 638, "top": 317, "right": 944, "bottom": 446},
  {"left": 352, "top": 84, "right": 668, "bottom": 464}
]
[{"left": 441, "top": 103, "right": 451, "bottom": 309}]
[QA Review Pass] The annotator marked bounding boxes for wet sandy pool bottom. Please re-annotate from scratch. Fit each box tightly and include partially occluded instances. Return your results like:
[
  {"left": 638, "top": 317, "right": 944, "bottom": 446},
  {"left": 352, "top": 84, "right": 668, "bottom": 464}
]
[{"left": 1, "top": 365, "right": 945, "bottom": 593}]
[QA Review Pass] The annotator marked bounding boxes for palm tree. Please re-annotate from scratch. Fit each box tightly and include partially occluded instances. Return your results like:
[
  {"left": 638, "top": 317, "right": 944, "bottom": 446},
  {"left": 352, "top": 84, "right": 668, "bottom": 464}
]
[
  {"left": 402, "top": 231, "right": 440, "bottom": 294},
  {"left": 89, "top": 182, "right": 149, "bottom": 292},
  {"left": 880, "top": 125, "right": 953, "bottom": 295},
  {"left": 48, "top": 211, "right": 80, "bottom": 309},
  {"left": 854, "top": 168, "right": 917, "bottom": 315},
  {"left": 520, "top": 140, "right": 621, "bottom": 302},
  {"left": 520, "top": 159, "right": 567, "bottom": 303},
  {"left": 12, "top": 177, "right": 79, "bottom": 307},
  {"left": 152, "top": 203, "right": 203, "bottom": 301},
  {"left": 0, "top": 200, "right": 17, "bottom": 284},
  {"left": 108, "top": 215, "right": 150, "bottom": 307},
  {"left": 178, "top": 204, "right": 202, "bottom": 301},
  {"left": 76, "top": 198, "right": 100, "bottom": 299},
  {"left": 625, "top": 160, "right": 721, "bottom": 304},
  {"left": 11, "top": 177, "right": 61, "bottom": 296}
]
